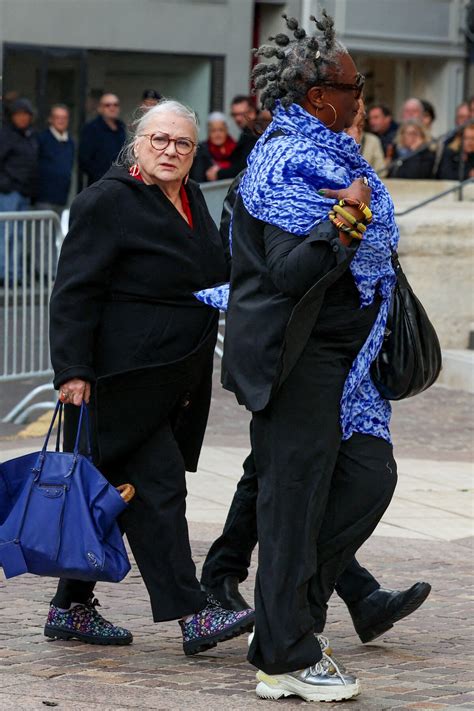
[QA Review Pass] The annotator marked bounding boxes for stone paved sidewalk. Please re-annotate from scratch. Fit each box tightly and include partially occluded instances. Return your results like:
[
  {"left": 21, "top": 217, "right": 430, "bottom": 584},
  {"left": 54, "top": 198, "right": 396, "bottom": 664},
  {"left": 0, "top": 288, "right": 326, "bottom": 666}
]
[
  {"left": 0, "top": 532, "right": 472, "bottom": 710},
  {"left": 0, "top": 382, "right": 472, "bottom": 709}
]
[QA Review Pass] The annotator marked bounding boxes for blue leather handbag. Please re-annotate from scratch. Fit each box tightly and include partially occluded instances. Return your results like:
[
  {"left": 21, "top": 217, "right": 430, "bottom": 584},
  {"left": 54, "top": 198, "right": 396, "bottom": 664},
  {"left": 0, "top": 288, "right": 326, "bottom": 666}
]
[{"left": 0, "top": 401, "right": 131, "bottom": 582}]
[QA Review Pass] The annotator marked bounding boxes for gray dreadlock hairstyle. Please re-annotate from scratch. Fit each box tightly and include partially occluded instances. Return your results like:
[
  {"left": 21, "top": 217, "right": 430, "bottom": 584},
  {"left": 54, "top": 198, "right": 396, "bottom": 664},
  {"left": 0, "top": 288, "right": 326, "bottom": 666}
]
[{"left": 252, "top": 10, "right": 347, "bottom": 111}]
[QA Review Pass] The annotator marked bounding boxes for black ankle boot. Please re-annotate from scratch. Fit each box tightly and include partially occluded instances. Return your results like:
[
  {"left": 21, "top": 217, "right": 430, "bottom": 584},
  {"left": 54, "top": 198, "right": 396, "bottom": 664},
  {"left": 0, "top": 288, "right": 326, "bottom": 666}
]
[
  {"left": 348, "top": 582, "right": 431, "bottom": 643},
  {"left": 201, "top": 576, "right": 252, "bottom": 612}
]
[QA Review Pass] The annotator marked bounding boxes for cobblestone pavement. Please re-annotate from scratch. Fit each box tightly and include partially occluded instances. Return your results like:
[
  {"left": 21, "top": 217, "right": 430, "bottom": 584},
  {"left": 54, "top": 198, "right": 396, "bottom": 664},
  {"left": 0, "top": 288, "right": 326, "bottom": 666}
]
[
  {"left": 0, "top": 533, "right": 472, "bottom": 710},
  {"left": 0, "top": 374, "right": 473, "bottom": 709}
]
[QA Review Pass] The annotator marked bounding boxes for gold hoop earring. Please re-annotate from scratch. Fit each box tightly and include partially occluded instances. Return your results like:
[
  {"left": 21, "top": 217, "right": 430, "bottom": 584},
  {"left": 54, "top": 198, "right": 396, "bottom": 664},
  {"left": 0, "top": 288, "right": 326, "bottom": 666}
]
[{"left": 316, "top": 102, "right": 338, "bottom": 129}]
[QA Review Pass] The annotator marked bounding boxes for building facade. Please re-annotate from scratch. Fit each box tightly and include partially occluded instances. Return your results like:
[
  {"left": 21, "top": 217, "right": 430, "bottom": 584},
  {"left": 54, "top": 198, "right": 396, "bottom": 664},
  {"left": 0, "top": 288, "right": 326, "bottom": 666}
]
[{"left": 0, "top": 0, "right": 470, "bottom": 141}]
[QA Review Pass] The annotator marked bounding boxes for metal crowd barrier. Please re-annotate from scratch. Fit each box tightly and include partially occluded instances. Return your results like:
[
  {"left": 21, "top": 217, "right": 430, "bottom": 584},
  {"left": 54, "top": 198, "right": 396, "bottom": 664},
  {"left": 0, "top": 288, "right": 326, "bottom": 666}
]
[
  {"left": 0, "top": 192, "right": 230, "bottom": 425},
  {"left": 1, "top": 210, "right": 63, "bottom": 423},
  {"left": 200, "top": 178, "right": 233, "bottom": 225}
]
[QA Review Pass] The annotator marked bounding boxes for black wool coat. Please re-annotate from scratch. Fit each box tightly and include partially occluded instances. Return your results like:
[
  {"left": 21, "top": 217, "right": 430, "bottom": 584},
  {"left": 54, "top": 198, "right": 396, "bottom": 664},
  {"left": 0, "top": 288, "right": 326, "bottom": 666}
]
[
  {"left": 50, "top": 166, "right": 228, "bottom": 470},
  {"left": 222, "top": 195, "right": 357, "bottom": 412}
]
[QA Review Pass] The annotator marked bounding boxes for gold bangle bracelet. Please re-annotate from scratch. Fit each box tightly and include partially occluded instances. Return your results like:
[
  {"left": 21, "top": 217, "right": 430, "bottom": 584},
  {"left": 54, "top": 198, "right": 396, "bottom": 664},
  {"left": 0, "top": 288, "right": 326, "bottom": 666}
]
[
  {"left": 339, "top": 198, "right": 373, "bottom": 223},
  {"left": 329, "top": 213, "right": 363, "bottom": 240},
  {"left": 331, "top": 207, "right": 366, "bottom": 235},
  {"left": 333, "top": 204, "right": 358, "bottom": 226}
]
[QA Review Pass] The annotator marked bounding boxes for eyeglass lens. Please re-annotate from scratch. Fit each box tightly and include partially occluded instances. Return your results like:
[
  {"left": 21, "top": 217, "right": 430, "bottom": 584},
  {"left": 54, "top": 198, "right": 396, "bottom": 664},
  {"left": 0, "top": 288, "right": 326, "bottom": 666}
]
[{"left": 150, "top": 133, "right": 194, "bottom": 155}]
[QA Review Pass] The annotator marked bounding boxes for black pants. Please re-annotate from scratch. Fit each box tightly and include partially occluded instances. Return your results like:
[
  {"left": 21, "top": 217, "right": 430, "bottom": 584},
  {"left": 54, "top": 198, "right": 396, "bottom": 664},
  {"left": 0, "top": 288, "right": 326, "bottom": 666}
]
[
  {"left": 245, "top": 298, "right": 397, "bottom": 674},
  {"left": 201, "top": 449, "right": 382, "bottom": 614},
  {"left": 52, "top": 418, "right": 207, "bottom": 622}
]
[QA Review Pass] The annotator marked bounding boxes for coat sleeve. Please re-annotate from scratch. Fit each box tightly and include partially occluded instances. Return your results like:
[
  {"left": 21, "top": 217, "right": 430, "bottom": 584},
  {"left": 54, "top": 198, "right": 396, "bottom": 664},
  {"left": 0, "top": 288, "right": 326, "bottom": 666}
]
[
  {"left": 49, "top": 185, "right": 122, "bottom": 388},
  {"left": 263, "top": 220, "right": 355, "bottom": 299}
]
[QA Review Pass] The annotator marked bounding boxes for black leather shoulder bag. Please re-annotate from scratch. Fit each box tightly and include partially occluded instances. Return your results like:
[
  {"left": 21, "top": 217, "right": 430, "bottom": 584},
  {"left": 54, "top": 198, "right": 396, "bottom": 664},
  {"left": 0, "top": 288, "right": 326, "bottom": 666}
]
[{"left": 371, "top": 251, "right": 442, "bottom": 400}]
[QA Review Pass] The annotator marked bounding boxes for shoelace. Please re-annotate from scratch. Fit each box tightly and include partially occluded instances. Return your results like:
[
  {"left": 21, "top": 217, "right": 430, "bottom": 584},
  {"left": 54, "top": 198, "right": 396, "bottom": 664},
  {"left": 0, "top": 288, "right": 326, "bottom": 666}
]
[
  {"left": 315, "top": 634, "right": 330, "bottom": 653},
  {"left": 205, "top": 594, "right": 222, "bottom": 609},
  {"left": 309, "top": 652, "right": 346, "bottom": 685}
]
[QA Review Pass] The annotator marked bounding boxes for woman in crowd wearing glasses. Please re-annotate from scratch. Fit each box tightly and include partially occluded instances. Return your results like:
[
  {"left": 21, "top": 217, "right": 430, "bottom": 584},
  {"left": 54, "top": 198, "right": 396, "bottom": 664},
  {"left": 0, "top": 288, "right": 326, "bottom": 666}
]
[
  {"left": 197, "top": 13, "right": 399, "bottom": 702},
  {"left": 46, "top": 99, "right": 254, "bottom": 653}
]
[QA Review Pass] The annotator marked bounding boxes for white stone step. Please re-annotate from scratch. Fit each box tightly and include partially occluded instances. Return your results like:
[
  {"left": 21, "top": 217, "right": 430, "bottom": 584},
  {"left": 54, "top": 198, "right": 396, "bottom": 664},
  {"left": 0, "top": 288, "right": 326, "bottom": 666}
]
[{"left": 438, "top": 349, "right": 474, "bottom": 392}]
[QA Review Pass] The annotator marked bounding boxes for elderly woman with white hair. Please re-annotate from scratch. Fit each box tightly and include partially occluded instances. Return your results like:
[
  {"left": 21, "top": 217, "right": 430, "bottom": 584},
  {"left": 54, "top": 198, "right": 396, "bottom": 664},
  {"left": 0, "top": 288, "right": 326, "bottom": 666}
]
[
  {"left": 45, "top": 99, "right": 253, "bottom": 653},
  {"left": 190, "top": 111, "right": 236, "bottom": 182}
]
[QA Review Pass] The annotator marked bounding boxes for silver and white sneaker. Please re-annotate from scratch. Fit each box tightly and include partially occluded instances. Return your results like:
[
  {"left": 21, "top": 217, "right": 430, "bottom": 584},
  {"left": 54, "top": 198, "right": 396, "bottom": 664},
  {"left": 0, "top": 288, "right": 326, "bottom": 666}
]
[{"left": 255, "top": 652, "right": 360, "bottom": 703}]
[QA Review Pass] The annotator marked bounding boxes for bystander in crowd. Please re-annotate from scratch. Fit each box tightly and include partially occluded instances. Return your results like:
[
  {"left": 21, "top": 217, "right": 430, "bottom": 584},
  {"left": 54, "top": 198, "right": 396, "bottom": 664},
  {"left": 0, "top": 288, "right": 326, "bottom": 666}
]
[
  {"left": 367, "top": 103, "right": 398, "bottom": 162},
  {"left": 437, "top": 120, "right": 474, "bottom": 180},
  {"left": 190, "top": 111, "right": 236, "bottom": 182},
  {"left": 0, "top": 98, "right": 38, "bottom": 284},
  {"left": 140, "top": 89, "right": 162, "bottom": 109},
  {"left": 388, "top": 120, "right": 435, "bottom": 179},
  {"left": 205, "top": 95, "right": 258, "bottom": 181},
  {"left": 36, "top": 104, "right": 74, "bottom": 217},
  {"left": 79, "top": 92, "right": 126, "bottom": 186}
]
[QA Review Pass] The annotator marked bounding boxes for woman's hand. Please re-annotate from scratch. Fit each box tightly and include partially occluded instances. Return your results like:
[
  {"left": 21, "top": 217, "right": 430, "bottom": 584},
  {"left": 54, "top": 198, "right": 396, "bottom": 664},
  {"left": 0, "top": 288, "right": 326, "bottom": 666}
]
[
  {"left": 320, "top": 177, "right": 372, "bottom": 207},
  {"left": 59, "top": 378, "right": 91, "bottom": 407}
]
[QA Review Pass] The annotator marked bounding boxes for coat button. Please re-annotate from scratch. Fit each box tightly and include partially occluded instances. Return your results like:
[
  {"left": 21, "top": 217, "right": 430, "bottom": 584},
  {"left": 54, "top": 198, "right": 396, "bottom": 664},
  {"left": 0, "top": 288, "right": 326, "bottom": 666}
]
[{"left": 332, "top": 244, "right": 339, "bottom": 252}]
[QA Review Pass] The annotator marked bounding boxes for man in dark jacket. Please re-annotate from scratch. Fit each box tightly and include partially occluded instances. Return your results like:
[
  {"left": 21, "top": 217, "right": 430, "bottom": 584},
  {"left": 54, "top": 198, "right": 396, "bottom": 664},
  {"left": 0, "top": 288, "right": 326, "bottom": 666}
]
[
  {"left": 36, "top": 104, "right": 75, "bottom": 270},
  {"left": 0, "top": 98, "right": 38, "bottom": 282},
  {"left": 79, "top": 93, "right": 126, "bottom": 186},
  {"left": 367, "top": 104, "right": 399, "bottom": 159},
  {"left": 37, "top": 104, "right": 74, "bottom": 215}
]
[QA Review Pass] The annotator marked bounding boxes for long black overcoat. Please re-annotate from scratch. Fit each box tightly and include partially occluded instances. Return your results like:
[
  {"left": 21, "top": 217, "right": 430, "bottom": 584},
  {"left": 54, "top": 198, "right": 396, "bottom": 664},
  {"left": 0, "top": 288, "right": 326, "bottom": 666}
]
[{"left": 49, "top": 166, "right": 229, "bottom": 471}]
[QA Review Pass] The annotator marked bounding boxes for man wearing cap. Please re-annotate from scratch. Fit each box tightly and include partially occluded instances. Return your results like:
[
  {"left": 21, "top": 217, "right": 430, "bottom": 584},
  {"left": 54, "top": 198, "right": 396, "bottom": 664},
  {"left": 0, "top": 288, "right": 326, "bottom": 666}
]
[
  {"left": 141, "top": 89, "right": 162, "bottom": 108},
  {"left": 0, "top": 97, "right": 39, "bottom": 283}
]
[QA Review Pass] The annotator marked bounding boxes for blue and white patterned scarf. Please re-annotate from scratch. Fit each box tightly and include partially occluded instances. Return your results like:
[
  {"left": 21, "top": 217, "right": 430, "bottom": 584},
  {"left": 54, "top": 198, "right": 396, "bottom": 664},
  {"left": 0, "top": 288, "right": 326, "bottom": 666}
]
[{"left": 196, "top": 101, "right": 399, "bottom": 442}]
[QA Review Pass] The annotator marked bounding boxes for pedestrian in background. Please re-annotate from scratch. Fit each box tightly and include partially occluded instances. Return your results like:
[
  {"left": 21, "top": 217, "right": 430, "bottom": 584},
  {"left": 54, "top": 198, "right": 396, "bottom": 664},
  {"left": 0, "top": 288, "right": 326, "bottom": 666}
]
[
  {"left": 205, "top": 95, "right": 258, "bottom": 181},
  {"left": 389, "top": 120, "right": 435, "bottom": 179},
  {"left": 140, "top": 89, "right": 162, "bottom": 109},
  {"left": 190, "top": 111, "right": 236, "bottom": 182},
  {"left": 0, "top": 97, "right": 38, "bottom": 284},
  {"left": 400, "top": 97, "right": 425, "bottom": 124},
  {"left": 79, "top": 92, "right": 126, "bottom": 186},
  {"left": 36, "top": 104, "right": 74, "bottom": 216},
  {"left": 454, "top": 101, "right": 470, "bottom": 128},
  {"left": 367, "top": 103, "right": 398, "bottom": 161},
  {"left": 437, "top": 121, "right": 474, "bottom": 180}
]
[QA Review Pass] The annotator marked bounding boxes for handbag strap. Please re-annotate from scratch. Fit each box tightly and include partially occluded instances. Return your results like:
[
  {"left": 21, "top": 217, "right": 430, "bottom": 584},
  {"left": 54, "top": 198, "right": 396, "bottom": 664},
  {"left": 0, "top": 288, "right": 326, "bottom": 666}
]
[
  {"left": 33, "top": 400, "right": 92, "bottom": 481},
  {"left": 73, "top": 402, "right": 92, "bottom": 459},
  {"left": 55, "top": 402, "right": 63, "bottom": 452}
]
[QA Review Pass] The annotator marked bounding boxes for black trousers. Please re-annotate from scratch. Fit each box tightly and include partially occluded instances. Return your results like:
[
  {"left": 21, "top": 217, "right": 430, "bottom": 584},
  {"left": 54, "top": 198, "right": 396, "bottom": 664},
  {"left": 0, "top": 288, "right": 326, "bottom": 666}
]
[
  {"left": 245, "top": 299, "right": 397, "bottom": 674},
  {"left": 201, "top": 448, "right": 382, "bottom": 614},
  {"left": 52, "top": 418, "right": 207, "bottom": 622}
]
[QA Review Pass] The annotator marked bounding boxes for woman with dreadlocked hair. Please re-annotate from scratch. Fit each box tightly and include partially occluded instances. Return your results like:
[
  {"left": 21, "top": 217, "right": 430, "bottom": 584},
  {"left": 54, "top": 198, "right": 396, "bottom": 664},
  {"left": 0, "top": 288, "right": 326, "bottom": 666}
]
[{"left": 196, "top": 10, "right": 399, "bottom": 703}]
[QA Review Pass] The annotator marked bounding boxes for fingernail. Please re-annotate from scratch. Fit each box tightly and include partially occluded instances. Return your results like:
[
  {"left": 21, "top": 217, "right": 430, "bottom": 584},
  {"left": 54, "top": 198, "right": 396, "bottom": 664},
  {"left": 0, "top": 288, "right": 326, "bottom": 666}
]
[{"left": 318, "top": 189, "right": 327, "bottom": 196}]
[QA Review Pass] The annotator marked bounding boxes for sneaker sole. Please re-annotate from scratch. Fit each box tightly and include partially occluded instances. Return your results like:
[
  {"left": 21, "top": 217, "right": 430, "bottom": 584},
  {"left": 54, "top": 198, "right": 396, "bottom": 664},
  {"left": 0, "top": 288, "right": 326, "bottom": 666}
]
[
  {"left": 44, "top": 624, "right": 133, "bottom": 646},
  {"left": 358, "top": 583, "right": 432, "bottom": 644},
  {"left": 255, "top": 673, "right": 360, "bottom": 702},
  {"left": 255, "top": 671, "right": 360, "bottom": 701},
  {"left": 183, "top": 613, "right": 255, "bottom": 656}
]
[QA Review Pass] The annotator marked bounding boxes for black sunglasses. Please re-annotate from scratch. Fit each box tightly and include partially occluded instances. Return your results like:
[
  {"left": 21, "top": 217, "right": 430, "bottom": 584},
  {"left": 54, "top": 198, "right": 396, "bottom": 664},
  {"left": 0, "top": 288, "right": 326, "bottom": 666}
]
[{"left": 320, "top": 73, "right": 365, "bottom": 99}]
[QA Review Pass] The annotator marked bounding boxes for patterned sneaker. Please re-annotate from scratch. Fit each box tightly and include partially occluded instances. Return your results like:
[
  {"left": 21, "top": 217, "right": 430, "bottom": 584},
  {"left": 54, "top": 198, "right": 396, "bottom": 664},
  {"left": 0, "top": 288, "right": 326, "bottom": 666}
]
[
  {"left": 256, "top": 652, "right": 360, "bottom": 702},
  {"left": 179, "top": 595, "right": 254, "bottom": 655},
  {"left": 44, "top": 597, "right": 133, "bottom": 645}
]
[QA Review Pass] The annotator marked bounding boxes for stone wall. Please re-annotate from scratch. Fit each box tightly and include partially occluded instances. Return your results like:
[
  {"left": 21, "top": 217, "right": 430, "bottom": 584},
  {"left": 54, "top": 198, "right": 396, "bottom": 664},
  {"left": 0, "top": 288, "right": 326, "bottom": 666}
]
[{"left": 395, "top": 203, "right": 473, "bottom": 349}]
